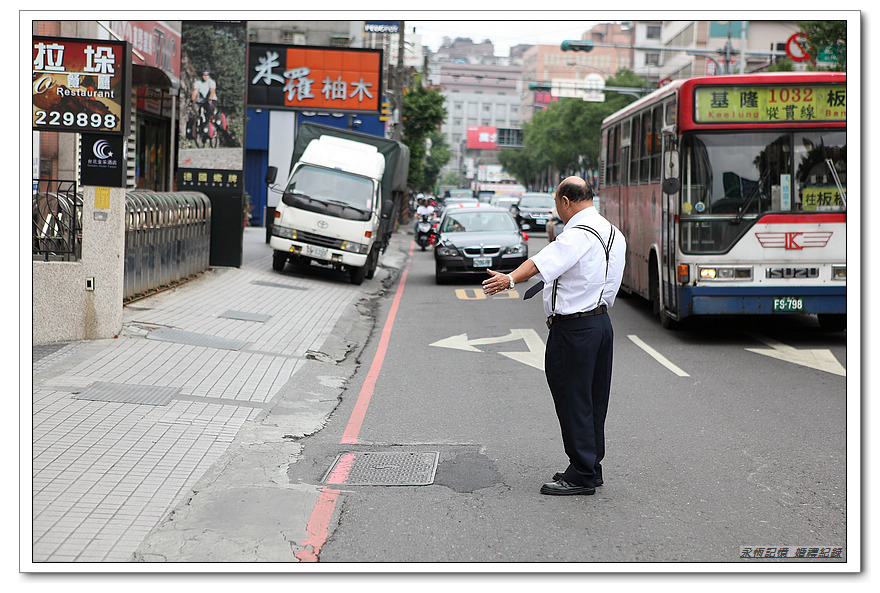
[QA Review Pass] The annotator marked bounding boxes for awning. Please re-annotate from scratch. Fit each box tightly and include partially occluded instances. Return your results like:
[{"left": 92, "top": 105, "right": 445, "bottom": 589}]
[{"left": 132, "top": 64, "right": 180, "bottom": 91}]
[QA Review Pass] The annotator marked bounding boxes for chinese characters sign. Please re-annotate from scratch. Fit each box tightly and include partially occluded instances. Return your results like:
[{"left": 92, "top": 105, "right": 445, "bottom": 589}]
[
  {"left": 467, "top": 126, "right": 498, "bottom": 150},
  {"left": 247, "top": 44, "right": 382, "bottom": 113},
  {"left": 33, "top": 36, "right": 130, "bottom": 135},
  {"left": 694, "top": 84, "right": 846, "bottom": 124}
]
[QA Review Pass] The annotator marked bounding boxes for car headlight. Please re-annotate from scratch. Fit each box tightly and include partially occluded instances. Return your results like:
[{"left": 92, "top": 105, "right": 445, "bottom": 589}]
[
  {"left": 831, "top": 265, "right": 846, "bottom": 280},
  {"left": 503, "top": 243, "right": 527, "bottom": 256},
  {"left": 436, "top": 244, "right": 459, "bottom": 256}
]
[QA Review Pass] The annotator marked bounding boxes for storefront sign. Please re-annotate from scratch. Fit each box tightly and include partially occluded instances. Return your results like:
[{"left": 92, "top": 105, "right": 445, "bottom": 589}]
[
  {"left": 109, "top": 20, "right": 181, "bottom": 80},
  {"left": 364, "top": 21, "right": 400, "bottom": 34},
  {"left": 247, "top": 43, "right": 382, "bottom": 113},
  {"left": 694, "top": 84, "right": 846, "bottom": 124},
  {"left": 80, "top": 133, "right": 127, "bottom": 187},
  {"left": 33, "top": 36, "right": 131, "bottom": 135}
]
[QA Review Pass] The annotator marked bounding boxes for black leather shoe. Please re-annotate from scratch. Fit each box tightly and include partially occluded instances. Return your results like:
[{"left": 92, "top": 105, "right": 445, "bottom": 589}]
[
  {"left": 540, "top": 479, "right": 596, "bottom": 495},
  {"left": 553, "top": 472, "right": 603, "bottom": 486}
]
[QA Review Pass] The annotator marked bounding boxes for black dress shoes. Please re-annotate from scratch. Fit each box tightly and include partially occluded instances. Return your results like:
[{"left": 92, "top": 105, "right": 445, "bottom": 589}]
[
  {"left": 540, "top": 479, "right": 596, "bottom": 496},
  {"left": 552, "top": 472, "right": 603, "bottom": 486}
]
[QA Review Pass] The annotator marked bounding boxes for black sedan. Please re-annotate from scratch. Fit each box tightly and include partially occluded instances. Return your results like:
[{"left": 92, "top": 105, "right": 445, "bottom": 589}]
[
  {"left": 514, "top": 192, "right": 555, "bottom": 232},
  {"left": 433, "top": 205, "right": 528, "bottom": 284}
]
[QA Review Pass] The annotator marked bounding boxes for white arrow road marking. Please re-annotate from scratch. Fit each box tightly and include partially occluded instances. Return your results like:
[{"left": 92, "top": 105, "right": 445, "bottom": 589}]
[
  {"left": 627, "top": 335, "right": 690, "bottom": 377},
  {"left": 745, "top": 333, "right": 846, "bottom": 377},
  {"left": 430, "top": 329, "right": 546, "bottom": 371}
]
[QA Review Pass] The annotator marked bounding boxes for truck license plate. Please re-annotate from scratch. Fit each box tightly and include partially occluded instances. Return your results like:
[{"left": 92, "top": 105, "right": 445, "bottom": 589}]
[
  {"left": 472, "top": 257, "right": 492, "bottom": 268},
  {"left": 773, "top": 297, "right": 803, "bottom": 311},
  {"left": 305, "top": 244, "right": 328, "bottom": 258}
]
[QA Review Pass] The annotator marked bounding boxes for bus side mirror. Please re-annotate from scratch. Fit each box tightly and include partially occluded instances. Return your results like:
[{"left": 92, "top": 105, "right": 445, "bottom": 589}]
[
  {"left": 662, "top": 178, "right": 682, "bottom": 195},
  {"left": 265, "top": 166, "right": 277, "bottom": 185}
]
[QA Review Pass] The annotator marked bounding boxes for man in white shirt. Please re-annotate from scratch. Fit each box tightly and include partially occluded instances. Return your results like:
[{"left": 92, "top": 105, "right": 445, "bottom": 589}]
[
  {"left": 414, "top": 196, "right": 435, "bottom": 233},
  {"left": 482, "top": 176, "right": 626, "bottom": 496}
]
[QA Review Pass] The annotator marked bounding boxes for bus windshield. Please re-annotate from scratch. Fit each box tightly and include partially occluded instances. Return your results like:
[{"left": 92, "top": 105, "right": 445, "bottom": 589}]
[
  {"left": 680, "top": 130, "right": 846, "bottom": 216},
  {"left": 679, "top": 130, "right": 845, "bottom": 253}
]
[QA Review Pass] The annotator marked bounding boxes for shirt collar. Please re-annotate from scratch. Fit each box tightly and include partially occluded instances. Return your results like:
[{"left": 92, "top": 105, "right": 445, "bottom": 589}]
[{"left": 562, "top": 204, "right": 597, "bottom": 230}]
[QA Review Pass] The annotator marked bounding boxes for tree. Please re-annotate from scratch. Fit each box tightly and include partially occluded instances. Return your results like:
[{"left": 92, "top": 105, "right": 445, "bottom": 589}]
[
  {"left": 401, "top": 77, "right": 448, "bottom": 190},
  {"left": 422, "top": 130, "right": 452, "bottom": 193},
  {"left": 799, "top": 21, "right": 846, "bottom": 71}
]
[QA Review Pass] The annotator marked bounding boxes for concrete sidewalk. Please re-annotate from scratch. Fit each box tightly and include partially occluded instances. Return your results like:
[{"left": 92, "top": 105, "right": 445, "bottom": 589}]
[{"left": 29, "top": 227, "right": 409, "bottom": 564}]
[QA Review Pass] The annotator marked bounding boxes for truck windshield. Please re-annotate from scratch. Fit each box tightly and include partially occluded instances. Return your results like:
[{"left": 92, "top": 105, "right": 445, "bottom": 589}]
[
  {"left": 678, "top": 129, "right": 846, "bottom": 253},
  {"left": 288, "top": 165, "right": 374, "bottom": 211}
]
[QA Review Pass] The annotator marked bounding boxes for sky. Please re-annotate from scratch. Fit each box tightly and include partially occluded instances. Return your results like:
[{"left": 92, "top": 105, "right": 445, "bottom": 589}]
[{"left": 407, "top": 20, "right": 604, "bottom": 57}]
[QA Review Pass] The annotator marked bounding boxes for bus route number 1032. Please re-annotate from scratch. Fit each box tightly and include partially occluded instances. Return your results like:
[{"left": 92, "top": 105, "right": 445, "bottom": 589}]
[{"left": 773, "top": 296, "right": 804, "bottom": 312}]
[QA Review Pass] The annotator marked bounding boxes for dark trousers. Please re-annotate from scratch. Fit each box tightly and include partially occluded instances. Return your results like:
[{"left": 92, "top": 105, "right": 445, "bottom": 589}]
[{"left": 544, "top": 312, "right": 614, "bottom": 488}]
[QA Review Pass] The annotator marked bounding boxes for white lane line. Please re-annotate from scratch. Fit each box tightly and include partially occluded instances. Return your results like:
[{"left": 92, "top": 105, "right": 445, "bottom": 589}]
[{"left": 627, "top": 334, "right": 690, "bottom": 377}]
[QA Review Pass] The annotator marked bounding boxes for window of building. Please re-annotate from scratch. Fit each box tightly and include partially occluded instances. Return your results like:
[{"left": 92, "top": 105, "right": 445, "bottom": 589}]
[
  {"left": 645, "top": 52, "right": 660, "bottom": 66},
  {"left": 646, "top": 24, "right": 661, "bottom": 39}
]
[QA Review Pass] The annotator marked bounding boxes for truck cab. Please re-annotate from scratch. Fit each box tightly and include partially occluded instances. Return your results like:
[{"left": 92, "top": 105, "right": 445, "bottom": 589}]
[{"left": 267, "top": 134, "right": 396, "bottom": 284}]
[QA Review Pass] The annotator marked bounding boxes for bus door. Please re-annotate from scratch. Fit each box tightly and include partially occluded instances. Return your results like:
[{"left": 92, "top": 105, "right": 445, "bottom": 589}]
[{"left": 661, "top": 139, "right": 680, "bottom": 317}]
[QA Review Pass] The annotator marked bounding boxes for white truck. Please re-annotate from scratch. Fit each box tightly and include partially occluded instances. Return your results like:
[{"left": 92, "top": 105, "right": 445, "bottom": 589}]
[{"left": 265, "top": 123, "right": 410, "bottom": 284}]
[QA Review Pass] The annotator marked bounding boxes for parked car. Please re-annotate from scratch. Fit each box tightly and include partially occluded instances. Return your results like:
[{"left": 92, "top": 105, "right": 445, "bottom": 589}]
[
  {"left": 514, "top": 192, "right": 555, "bottom": 232},
  {"left": 433, "top": 205, "right": 528, "bottom": 284}
]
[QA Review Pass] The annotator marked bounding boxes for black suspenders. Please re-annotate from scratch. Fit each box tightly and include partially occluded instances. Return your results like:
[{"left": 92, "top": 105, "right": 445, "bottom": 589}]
[{"left": 551, "top": 224, "right": 616, "bottom": 313}]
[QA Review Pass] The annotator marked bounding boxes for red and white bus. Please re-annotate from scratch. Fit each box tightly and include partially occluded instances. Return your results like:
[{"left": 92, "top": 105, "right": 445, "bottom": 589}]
[{"left": 598, "top": 72, "right": 846, "bottom": 330}]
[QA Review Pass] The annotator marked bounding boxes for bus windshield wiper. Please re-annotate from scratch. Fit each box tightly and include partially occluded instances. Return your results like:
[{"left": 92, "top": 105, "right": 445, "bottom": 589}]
[{"left": 732, "top": 169, "right": 769, "bottom": 225}]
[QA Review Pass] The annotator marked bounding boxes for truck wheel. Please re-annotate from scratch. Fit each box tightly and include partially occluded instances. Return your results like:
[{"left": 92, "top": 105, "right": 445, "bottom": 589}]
[
  {"left": 350, "top": 264, "right": 367, "bottom": 285},
  {"left": 365, "top": 246, "right": 380, "bottom": 280},
  {"left": 272, "top": 250, "right": 288, "bottom": 271}
]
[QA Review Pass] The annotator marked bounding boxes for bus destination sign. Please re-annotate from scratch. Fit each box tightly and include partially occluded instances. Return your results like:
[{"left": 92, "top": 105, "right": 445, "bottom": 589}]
[{"left": 694, "top": 84, "right": 846, "bottom": 124}]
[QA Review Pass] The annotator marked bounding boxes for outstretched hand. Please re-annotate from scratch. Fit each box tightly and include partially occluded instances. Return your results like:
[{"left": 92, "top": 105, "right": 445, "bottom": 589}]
[{"left": 482, "top": 269, "right": 509, "bottom": 296}]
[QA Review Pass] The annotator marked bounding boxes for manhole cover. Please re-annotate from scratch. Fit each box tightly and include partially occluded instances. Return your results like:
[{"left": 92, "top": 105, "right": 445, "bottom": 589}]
[
  {"left": 146, "top": 328, "right": 248, "bottom": 351},
  {"left": 73, "top": 382, "right": 179, "bottom": 406},
  {"left": 219, "top": 310, "right": 272, "bottom": 323},
  {"left": 322, "top": 451, "right": 440, "bottom": 486}
]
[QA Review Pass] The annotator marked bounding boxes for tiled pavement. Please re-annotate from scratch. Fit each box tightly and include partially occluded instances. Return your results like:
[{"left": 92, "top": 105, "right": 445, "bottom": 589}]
[{"left": 29, "top": 227, "right": 404, "bottom": 564}]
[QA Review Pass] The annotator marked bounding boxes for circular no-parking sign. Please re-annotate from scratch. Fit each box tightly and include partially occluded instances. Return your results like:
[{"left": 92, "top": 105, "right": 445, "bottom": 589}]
[{"left": 786, "top": 33, "right": 811, "bottom": 62}]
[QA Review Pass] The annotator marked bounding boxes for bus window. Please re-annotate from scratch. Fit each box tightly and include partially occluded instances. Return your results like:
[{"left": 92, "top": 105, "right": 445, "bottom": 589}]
[
  {"left": 629, "top": 116, "right": 641, "bottom": 183},
  {"left": 639, "top": 110, "right": 651, "bottom": 184},
  {"left": 794, "top": 131, "right": 846, "bottom": 211},
  {"left": 650, "top": 105, "right": 663, "bottom": 182}
]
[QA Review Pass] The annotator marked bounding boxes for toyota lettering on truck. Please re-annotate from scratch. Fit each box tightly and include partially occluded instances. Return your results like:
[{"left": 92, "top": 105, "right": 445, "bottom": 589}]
[
  {"left": 598, "top": 72, "right": 846, "bottom": 330},
  {"left": 265, "top": 123, "right": 410, "bottom": 285}
]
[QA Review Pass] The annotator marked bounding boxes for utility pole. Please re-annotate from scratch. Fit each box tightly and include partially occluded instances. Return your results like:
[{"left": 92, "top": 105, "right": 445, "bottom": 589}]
[{"left": 394, "top": 21, "right": 405, "bottom": 141}]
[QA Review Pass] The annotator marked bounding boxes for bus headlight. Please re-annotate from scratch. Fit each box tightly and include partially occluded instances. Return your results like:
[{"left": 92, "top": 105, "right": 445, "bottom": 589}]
[
  {"left": 698, "top": 266, "right": 752, "bottom": 281},
  {"left": 831, "top": 265, "right": 846, "bottom": 280}
]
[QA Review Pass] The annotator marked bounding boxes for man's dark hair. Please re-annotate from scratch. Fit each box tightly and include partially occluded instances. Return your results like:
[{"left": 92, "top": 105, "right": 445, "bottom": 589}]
[{"left": 557, "top": 177, "right": 593, "bottom": 202}]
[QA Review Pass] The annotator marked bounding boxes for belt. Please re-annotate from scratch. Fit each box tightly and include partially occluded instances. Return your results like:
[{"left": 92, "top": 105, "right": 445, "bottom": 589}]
[{"left": 546, "top": 305, "right": 607, "bottom": 328}]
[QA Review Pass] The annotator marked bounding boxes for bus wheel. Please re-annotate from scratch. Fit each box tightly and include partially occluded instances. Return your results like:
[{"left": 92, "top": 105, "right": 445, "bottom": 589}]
[{"left": 818, "top": 314, "right": 845, "bottom": 331}]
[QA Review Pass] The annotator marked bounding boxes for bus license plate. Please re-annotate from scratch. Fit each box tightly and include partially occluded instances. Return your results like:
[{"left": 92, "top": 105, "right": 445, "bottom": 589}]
[
  {"left": 305, "top": 244, "right": 328, "bottom": 258},
  {"left": 773, "top": 297, "right": 803, "bottom": 312},
  {"left": 472, "top": 257, "right": 492, "bottom": 268}
]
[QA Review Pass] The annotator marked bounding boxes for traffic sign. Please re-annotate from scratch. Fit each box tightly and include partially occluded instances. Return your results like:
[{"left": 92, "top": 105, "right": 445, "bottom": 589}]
[{"left": 786, "top": 33, "right": 811, "bottom": 62}]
